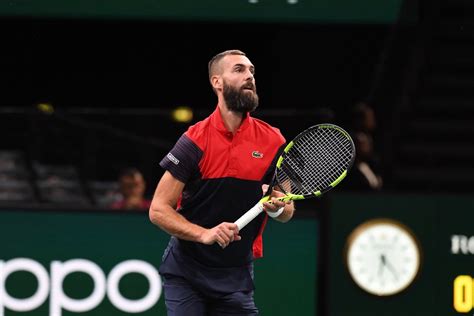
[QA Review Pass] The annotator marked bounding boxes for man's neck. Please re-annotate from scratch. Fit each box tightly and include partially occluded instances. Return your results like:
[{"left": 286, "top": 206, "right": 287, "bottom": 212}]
[{"left": 218, "top": 103, "right": 245, "bottom": 134}]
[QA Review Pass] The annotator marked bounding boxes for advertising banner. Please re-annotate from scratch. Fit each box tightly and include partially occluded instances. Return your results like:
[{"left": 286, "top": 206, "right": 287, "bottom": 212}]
[{"left": 0, "top": 209, "right": 317, "bottom": 315}]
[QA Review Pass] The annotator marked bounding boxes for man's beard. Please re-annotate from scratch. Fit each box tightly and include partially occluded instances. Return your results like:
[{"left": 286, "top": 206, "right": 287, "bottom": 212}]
[{"left": 223, "top": 81, "right": 259, "bottom": 114}]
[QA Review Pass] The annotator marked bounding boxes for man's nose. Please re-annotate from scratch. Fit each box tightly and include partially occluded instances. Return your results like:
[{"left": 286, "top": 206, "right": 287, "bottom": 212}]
[{"left": 245, "top": 69, "right": 254, "bottom": 80}]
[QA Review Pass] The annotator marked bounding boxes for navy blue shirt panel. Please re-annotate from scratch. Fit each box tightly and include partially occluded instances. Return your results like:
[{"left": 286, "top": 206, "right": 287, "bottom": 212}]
[{"left": 159, "top": 134, "right": 202, "bottom": 184}]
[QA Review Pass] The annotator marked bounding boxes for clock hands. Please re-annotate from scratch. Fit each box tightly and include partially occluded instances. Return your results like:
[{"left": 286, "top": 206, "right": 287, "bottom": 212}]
[
  {"left": 377, "top": 254, "right": 384, "bottom": 277},
  {"left": 384, "top": 255, "right": 399, "bottom": 281},
  {"left": 378, "top": 253, "right": 399, "bottom": 281}
]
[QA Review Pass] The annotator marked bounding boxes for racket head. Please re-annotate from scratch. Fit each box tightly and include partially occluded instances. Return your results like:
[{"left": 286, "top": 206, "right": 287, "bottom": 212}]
[{"left": 275, "top": 123, "right": 355, "bottom": 200}]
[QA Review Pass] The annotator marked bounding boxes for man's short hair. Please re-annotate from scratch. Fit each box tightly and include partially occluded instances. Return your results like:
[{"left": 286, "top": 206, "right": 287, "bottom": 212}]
[{"left": 208, "top": 49, "right": 246, "bottom": 80}]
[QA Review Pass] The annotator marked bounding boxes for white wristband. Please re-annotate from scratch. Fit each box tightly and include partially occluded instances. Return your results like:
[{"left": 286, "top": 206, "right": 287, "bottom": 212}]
[{"left": 266, "top": 207, "right": 284, "bottom": 218}]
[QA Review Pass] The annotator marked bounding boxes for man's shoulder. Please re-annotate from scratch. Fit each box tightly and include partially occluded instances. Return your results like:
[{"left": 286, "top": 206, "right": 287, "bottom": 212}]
[
  {"left": 186, "top": 116, "right": 211, "bottom": 135},
  {"left": 182, "top": 116, "right": 212, "bottom": 150},
  {"left": 250, "top": 117, "right": 286, "bottom": 144}
]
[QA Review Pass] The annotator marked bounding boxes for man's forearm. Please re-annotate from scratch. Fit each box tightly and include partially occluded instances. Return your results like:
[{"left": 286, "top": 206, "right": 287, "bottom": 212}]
[{"left": 149, "top": 205, "right": 206, "bottom": 242}]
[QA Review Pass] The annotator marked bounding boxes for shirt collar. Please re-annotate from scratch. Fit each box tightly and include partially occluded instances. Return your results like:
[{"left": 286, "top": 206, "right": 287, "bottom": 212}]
[{"left": 210, "top": 105, "right": 251, "bottom": 134}]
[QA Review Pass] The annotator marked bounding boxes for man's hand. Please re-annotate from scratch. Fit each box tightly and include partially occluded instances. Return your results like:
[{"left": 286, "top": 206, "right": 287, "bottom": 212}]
[
  {"left": 199, "top": 222, "right": 241, "bottom": 249},
  {"left": 261, "top": 184, "right": 288, "bottom": 215}
]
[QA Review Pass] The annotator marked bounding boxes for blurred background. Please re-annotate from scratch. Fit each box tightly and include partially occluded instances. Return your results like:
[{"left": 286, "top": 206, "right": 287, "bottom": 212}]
[{"left": 1, "top": 0, "right": 473, "bottom": 315}]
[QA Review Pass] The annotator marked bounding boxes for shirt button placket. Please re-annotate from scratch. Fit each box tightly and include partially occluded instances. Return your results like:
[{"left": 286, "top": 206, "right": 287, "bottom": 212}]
[{"left": 228, "top": 134, "right": 237, "bottom": 176}]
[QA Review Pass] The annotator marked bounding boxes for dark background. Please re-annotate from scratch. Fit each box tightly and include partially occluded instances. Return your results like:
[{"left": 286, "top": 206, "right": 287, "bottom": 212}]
[{"left": 0, "top": 17, "right": 407, "bottom": 189}]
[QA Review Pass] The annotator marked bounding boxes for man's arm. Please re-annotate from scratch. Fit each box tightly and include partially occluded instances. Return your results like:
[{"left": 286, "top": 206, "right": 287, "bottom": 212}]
[{"left": 149, "top": 171, "right": 241, "bottom": 248}]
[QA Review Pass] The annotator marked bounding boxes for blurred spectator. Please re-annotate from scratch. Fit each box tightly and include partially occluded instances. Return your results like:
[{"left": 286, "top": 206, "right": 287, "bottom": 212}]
[
  {"left": 345, "top": 131, "right": 383, "bottom": 191},
  {"left": 110, "top": 167, "right": 151, "bottom": 210},
  {"left": 352, "top": 101, "right": 377, "bottom": 134},
  {"left": 342, "top": 101, "right": 383, "bottom": 191}
]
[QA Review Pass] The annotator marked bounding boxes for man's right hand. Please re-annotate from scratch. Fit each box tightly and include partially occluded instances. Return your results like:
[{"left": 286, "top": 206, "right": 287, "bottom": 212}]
[{"left": 199, "top": 223, "right": 241, "bottom": 249}]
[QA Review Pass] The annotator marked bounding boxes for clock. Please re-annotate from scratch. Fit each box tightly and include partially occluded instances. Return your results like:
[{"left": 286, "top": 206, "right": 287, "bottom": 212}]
[{"left": 344, "top": 218, "right": 422, "bottom": 296}]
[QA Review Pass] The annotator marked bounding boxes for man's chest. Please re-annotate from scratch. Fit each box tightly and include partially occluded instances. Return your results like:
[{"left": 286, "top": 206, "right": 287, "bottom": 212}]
[{"left": 199, "top": 133, "right": 279, "bottom": 181}]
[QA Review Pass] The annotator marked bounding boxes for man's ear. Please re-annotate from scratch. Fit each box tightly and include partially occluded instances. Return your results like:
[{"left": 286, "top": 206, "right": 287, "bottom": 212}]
[{"left": 210, "top": 75, "right": 222, "bottom": 91}]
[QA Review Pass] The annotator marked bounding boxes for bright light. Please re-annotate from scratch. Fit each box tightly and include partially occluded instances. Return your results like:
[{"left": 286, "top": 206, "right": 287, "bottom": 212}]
[
  {"left": 37, "top": 103, "right": 54, "bottom": 115},
  {"left": 172, "top": 106, "right": 193, "bottom": 123}
]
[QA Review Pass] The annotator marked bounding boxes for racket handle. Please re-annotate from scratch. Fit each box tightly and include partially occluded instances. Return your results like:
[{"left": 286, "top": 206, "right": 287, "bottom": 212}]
[{"left": 235, "top": 203, "right": 264, "bottom": 230}]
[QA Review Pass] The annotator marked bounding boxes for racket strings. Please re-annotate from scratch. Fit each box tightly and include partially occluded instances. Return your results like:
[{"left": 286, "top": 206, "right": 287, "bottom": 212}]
[
  {"left": 304, "top": 128, "right": 353, "bottom": 190},
  {"left": 277, "top": 127, "right": 354, "bottom": 195}
]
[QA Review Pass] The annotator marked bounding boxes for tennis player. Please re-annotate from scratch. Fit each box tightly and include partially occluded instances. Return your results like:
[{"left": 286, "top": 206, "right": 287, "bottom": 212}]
[{"left": 149, "top": 49, "right": 295, "bottom": 315}]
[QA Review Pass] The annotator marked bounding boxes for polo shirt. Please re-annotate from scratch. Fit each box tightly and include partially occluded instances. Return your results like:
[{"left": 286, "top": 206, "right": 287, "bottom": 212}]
[{"left": 158, "top": 106, "right": 285, "bottom": 290}]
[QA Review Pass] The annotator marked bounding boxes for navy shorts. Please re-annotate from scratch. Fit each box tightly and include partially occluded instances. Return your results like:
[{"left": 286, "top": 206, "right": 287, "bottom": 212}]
[
  {"left": 162, "top": 274, "right": 259, "bottom": 316},
  {"left": 159, "top": 238, "right": 259, "bottom": 316}
]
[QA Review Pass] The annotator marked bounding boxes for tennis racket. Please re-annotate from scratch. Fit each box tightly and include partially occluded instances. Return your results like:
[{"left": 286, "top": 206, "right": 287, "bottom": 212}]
[{"left": 235, "top": 123, "right": 355, "bottom": 230}]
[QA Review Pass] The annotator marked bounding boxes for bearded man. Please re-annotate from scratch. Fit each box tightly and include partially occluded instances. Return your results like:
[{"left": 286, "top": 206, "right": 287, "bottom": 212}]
[{"left": 149, "top": 50, "right": 295, "bottom": 316}]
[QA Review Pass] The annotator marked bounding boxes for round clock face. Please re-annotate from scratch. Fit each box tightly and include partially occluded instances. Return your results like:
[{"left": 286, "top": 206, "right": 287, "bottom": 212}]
[{"left": 345, "top": 218, "right": 421, "bottom": 296}]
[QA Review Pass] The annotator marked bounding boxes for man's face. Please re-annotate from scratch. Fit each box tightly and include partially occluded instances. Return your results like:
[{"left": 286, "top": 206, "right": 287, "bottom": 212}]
[
  {"left": 120, "top": 174, "right": 145, "bottom": 198},
  {"left": 219, "top": 55, "right": 259, "bottom": 113}
]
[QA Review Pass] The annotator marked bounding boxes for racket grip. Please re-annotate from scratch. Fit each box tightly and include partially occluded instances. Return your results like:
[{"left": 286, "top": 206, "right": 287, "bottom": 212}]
[{"left": 235, "top": 203, "right": 264, "bottom": 230}]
